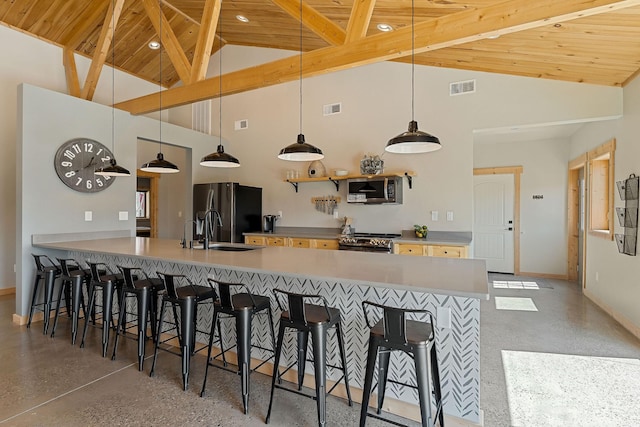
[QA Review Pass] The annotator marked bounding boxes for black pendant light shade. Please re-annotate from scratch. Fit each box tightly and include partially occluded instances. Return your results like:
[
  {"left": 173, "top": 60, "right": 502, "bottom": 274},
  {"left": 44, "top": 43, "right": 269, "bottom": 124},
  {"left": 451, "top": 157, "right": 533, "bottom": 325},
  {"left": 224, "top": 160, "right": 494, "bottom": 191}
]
[
  {"left": 385, "top": 120, "right": 442, "bottom": 153},
  {"left": 95, "top": 158, "right": 131, "bottom": 176},
  {"left": 278, "top": 134, "right": 324, "bottom": 161},
  {"left": 141, "top": 152, "right": 179, "bottom": 173},
  {"left": 200, "top": 144, "right": 240, "bottom": 168}
]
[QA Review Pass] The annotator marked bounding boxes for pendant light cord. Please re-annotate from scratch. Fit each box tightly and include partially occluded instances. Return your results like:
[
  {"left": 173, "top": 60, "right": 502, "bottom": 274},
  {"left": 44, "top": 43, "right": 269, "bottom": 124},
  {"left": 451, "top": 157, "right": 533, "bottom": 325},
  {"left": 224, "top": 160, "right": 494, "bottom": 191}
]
[
  {"left": 158, "top": 0, "right": 163, "bottom": 154},
  {"left": 112, "top": 0, "right": 115, "bottom": 152},
  {"left": 411, "top": 0, "right": 415, "bottom": 122},
  {"left": 299, "top": 0, "right": 303, "bottom": 135},
  {"left": 219, "top": 14, "right": 222, "bottom": 145}
]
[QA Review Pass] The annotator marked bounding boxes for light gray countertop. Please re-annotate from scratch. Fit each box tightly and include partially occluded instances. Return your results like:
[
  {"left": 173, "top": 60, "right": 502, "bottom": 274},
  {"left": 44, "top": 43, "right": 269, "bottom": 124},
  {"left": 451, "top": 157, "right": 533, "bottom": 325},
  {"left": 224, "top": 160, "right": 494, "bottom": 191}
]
[
  {"left": 244, "top": 227, "right": 472, "bottom": 246},
  {"left": 34, "top": 237, "right": 488, "bottom": 300}
]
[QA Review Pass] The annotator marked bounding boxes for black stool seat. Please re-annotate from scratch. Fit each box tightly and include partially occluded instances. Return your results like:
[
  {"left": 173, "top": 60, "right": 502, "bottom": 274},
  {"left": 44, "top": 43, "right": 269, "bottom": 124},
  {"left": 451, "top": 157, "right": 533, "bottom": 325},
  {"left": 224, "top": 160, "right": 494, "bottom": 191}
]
[
  {"left": 201, "top": 280, "right": 276, "bottom": 415},
  {"left": 359, "top": 301, "right": 444, "bottom": 427},
  {"left": 28, "top": 254, "right": 63, "bottom": 334},
  {"left": 150, "top": 273, "right": 217, "bottom": 391},
  {"left": 50, "top": 258, "right": 90, "bottom": 344},
  {"left": 111, "top": 266, "right": 165, "bottom": 371},
  {"left": 266, "top": 289, "right": 352, "bottom": 427}
]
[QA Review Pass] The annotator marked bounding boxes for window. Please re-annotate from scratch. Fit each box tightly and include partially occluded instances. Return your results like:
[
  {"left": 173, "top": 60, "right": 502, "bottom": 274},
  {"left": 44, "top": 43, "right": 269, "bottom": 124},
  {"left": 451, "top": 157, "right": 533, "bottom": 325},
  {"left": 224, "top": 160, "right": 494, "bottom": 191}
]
[{"left": 588, "top": 139, "right": 615, "bottom": 239}]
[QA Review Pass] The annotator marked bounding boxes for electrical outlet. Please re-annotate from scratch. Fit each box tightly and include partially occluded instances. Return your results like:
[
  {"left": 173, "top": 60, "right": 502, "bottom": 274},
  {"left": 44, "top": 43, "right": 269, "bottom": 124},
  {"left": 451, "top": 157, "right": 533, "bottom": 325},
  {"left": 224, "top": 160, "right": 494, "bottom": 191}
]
[
  {"left": 84, "top": 211, "right": 92, "bottom": 221},
  {"left": 431, "top": 211, "right": 439, "bottom": 221},
  {"left": 13, "top": 264, "right": 16, "bottom": 273},
  {"left": 277, "top": 210, "right": 283, "bottom": 218},
  {"left": 447, "top": 211, "right": 454, "bottom": 221},
  {"left": 333, "top": 210, "right": 339, "bottom": 219},
  {"left": 119, "top": 211, "right": 128, "bottom": 221}
]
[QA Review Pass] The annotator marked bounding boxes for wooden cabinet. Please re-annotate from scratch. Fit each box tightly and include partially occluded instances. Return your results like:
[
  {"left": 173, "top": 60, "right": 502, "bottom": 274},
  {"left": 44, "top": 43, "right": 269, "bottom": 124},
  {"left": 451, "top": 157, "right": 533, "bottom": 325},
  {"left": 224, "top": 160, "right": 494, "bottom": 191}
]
[
  {"left": 245, "top": 235, "right": 339, "bottom": 250},
  {"left": 394, "top": 243, "right": 468, "bottom": 258},
  {"left": 267, "top": 237, "right": 287, "bottom": 246},
  {"left": 245, "top": 236, "right": 266, "bottom": 245},
  {"left": 313, "top": 239, "right": 340, "bottom": 250}
]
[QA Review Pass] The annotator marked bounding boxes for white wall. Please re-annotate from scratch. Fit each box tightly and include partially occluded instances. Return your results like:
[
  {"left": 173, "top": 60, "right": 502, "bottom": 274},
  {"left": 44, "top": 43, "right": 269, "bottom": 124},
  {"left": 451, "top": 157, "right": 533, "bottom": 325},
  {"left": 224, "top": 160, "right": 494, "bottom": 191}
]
[
  {"left": 569, "top": 76, "right": 640, "bottom": 333},
  {"left": 474, "top": 138, "right": 571, "bottom": 276},
  {"left": 175, "top": 45, "right": 622, "bottom": 235}
]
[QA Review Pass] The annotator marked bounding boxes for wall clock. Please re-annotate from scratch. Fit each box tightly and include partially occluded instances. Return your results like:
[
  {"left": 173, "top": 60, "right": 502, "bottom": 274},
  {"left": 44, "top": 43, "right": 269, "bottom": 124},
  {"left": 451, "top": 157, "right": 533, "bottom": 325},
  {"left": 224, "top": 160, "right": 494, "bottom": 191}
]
[{"left": 53, "top": 138, "right": 116, "bottom": 193}]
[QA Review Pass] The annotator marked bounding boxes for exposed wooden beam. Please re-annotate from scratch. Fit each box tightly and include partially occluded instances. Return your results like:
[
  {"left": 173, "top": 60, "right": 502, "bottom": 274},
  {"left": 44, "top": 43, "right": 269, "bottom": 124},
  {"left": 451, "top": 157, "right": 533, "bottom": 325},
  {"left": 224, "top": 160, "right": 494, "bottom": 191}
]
[
  {"left": 80, "top": 0, "right": 125, "bottom": 101},
  {"left": 63, "top": 48, "right": 81, "bottom": 97},
  {"left": 190, "top": 0, "right": 221, "bottom": 83},
  {"left": 117, "top": 0, "right": 640, "bottom": 114},
  {"left": 270, "top": 0, "right": 346, "bottom": 45},
  {"left": 160, "top": 0, "right": 200, "bottom": 26},
  {"left": 141, "top": 0, "right": 192, "bottom": 84},
  {"left": 345, "top": 0, "right": 377, "bottom": 43},
  {"left": 61, "top": 0, "right": 110, "bottom": 49}
]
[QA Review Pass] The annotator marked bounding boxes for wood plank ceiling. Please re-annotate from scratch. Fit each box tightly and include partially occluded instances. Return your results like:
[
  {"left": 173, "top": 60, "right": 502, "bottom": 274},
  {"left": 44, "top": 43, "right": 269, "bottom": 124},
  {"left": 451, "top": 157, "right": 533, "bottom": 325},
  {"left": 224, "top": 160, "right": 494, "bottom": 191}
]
[{"left": 2, "top": 0, "right": 640, "bottom": 114}]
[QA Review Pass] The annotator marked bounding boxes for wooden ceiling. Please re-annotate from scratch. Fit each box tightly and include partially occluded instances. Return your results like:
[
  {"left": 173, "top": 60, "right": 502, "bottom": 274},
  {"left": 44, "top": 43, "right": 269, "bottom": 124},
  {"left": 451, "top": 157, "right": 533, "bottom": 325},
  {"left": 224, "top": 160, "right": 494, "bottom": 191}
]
[{"left": 2, "top": 0, "right": 640, "bottom": 114}]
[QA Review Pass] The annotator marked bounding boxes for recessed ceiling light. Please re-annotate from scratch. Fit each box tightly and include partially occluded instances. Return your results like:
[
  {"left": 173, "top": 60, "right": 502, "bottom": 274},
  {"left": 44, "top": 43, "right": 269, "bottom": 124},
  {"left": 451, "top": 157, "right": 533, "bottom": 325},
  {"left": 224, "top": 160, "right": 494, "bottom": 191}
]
[
  {"left": 377, "top": 23, "right": 393, "bottom": 32},
  {"left": 236, "top": 15, "right": 249, "bottom": 23},
  {"left": 148, "top": 41, "right": 161, "bottom": 50},
  {"left": 487, "top": 34, "right": 500, "bottom": 40}
]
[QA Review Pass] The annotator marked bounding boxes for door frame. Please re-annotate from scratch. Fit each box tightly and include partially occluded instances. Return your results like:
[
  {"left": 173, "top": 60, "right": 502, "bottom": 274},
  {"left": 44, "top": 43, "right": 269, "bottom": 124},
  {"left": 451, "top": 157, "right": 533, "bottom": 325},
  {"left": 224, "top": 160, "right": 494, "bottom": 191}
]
[
  {"left": 567, "top": 154, "right": 587, "bottom": 286},
  {"left": 137, "top": 170, "right": 160, "bottom": 238},
  {"left": 473, "top": 166, "right": 522, "bottom": 275}
]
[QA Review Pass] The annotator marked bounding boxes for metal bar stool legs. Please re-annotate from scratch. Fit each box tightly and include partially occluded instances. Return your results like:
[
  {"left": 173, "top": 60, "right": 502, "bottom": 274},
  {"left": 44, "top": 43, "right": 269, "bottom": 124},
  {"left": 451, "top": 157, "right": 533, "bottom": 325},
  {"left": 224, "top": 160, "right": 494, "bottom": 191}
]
[{"left": 27, "top": 255, "right": 61, "bottom": 334}]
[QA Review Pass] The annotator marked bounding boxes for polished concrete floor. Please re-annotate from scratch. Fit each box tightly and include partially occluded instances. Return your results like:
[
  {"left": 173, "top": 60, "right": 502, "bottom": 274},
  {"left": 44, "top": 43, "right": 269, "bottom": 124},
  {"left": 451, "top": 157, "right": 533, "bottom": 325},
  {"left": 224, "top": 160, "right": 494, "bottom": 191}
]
[{"left": 2, "top": 274, "right": 639, "bottom": 426}]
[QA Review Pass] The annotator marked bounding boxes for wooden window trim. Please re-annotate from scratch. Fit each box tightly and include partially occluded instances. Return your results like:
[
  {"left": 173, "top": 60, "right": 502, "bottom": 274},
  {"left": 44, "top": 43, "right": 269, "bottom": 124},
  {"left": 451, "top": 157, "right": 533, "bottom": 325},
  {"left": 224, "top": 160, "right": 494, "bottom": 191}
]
[{"left": 587, "top": 139, "right": 615, "bottom": 240}]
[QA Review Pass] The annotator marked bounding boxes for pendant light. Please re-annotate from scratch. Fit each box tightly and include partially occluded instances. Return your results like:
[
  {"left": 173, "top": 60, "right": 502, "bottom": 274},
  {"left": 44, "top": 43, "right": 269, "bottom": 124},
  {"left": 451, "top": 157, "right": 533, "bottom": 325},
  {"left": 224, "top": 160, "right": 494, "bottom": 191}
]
[
  {"left": 385, "top": 0, "right": 441, "bottom": 154},
  {"left": 141, "top": 0, "right": 180, "bottom": 174},
  {"left": 277, "top": 0, "right": 324, "bottom": 161},
  {"left": 95, "top": 0, "right": 131, "bottom": 177},
  {"left": 200, "top": 10, "right": 240, "bottom": 168}
]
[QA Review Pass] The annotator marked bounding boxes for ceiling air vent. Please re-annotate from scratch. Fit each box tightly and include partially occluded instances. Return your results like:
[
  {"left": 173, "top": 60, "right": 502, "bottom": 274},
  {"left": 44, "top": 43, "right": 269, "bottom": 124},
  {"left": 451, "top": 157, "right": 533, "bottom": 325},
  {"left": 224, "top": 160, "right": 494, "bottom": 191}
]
[
  {"left": 323, "top": 102, "right": 342, "bottom": 116},
  {"left": 449, "top": 79, "right": 476, "bottom": 96}
]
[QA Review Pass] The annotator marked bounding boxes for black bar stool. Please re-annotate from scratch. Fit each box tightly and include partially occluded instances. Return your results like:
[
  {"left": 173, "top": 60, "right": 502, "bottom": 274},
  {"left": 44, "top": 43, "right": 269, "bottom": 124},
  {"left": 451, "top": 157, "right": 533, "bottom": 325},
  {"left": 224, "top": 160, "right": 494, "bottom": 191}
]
[
  {"left": 150, "top": 272, "right": 216, "bottom": 391},
  {"left": 80, "top": 262, "right": 124, "bottom": 357},
  {"left": 27, "top": 254, "right": 62, "bottom": 334},
  {"left": 200, "top": 279, "right": 277, "bottom": 414},
  {"left": 111, "top": 266, "right": 164, "bottom": 371},
  {"left": 50, "top": 258, "right": 90, "bottom": 344},
  {"left": 359, "top": 301, "right": 444, "bottom": 427},
  {"left": 266, "top": 289, "right": 352, "bottom": 427}
]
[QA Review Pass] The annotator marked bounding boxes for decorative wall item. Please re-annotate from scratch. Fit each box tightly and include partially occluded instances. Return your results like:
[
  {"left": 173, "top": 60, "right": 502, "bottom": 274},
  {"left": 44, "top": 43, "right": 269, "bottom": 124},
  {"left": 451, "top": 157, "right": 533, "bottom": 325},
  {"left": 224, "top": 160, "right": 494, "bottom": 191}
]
[
  {"left": 615, "top": 173, "right": 638, "bottom": 256},
  {"left": 311, "top": 196, "right": 340, "bottom": 214},
  {"left": 308, "top": 160, "right": 326, "bottom": 177},
  {"left": 360, "top": 154, "right": 384, "bottom": 175}
]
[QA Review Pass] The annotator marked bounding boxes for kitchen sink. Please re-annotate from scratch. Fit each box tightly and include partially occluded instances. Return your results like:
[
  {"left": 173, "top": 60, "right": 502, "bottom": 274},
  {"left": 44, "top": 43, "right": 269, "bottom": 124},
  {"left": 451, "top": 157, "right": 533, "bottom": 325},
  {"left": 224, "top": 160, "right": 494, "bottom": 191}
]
[{"left": 192, "top": 243, "right": 262, "bottom": 251}]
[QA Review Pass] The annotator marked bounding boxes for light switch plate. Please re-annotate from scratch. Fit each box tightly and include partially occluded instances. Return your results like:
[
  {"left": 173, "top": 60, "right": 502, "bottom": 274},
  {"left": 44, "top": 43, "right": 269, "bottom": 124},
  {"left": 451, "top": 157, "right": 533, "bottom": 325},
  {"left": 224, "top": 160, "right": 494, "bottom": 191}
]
[
  {"left": 119, "top": 211, "right": 128, "bottom": 221},
  {"left": 431, "top": 211, "right": 438, "bottom": 221},
  {"left": 84, "top": 211, "right": 92, "bottom": 221}
]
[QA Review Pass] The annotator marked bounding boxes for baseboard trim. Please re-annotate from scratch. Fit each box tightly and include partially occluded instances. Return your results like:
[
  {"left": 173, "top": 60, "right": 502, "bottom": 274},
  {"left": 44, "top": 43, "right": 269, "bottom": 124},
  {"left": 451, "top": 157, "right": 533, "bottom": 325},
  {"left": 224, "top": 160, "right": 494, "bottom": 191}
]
[
  {"left": 584, "top": 288, "right": 640, "bottom": 340},
  {"left": 518, "top": 272, "right": 568, "bottom": 280},
  {"left": 0, "top": 287, "right": 16, "bottom": 296}
]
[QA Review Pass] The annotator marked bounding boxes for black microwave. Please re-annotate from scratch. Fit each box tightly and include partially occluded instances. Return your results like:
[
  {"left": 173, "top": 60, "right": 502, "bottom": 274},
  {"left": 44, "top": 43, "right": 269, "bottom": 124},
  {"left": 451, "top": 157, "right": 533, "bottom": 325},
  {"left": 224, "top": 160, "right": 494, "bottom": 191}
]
[{"left": 346, "top": 176, "right": 403, "bottom": 204}]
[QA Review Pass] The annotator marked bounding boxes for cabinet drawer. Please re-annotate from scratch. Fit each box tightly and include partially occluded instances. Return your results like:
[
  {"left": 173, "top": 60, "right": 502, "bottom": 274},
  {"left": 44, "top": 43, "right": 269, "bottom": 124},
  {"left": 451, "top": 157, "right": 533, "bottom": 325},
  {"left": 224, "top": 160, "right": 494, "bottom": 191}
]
[
  {"left": 267, "top": 237, "right": 287, "bottom": 246},
  {"left": 289, "top": 238, "right": 312, "bottom": 248},
  {"left": 395, "top": 244, "right": 425, "bottom": 256},
  {"left": 245, "top": 236, "right": 266, "bottom": 246},
  {"left": 313, "top": 239, "right": 339, "bottom": 250},
  {"left": 430, "top": 245, "right": 465, "bottom": 258}
]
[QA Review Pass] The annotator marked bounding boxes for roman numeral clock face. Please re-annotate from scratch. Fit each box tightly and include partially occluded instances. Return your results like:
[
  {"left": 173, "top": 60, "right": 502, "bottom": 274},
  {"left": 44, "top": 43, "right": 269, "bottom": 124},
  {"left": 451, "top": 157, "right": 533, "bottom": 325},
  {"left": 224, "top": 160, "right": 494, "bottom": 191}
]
[{"left": 54, "top": 138, "right": 116, "bottom": 193}]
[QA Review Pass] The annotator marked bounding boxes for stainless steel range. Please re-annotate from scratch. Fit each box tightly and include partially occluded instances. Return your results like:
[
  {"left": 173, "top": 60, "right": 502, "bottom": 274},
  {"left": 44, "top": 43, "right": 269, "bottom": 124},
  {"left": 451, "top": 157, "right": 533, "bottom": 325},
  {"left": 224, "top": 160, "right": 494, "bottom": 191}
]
[{"left": 338, "top": 232, "right": 401, "bottom": 253}]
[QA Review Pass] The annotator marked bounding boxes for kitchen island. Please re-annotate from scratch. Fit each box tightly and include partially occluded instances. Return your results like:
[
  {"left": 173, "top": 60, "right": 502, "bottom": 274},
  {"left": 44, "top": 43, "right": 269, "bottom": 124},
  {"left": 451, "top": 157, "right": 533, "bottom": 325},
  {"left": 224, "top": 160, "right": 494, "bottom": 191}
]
[{"left": 33, "top": 236, "right": 488, "bottom": 424}]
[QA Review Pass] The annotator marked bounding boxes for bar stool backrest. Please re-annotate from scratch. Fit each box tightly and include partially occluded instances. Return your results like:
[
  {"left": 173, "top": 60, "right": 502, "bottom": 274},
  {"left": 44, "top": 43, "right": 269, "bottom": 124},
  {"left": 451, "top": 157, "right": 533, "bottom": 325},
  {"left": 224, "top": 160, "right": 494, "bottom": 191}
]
[
  {"left": 208, "top": 279, "right": 257, "bottom": 310},
  {"left": 158, "top": 272, "right": 180, "bottom": 299},
  {"left": 273, "top": 289, "right": 333, "bottom": 327},
  {"left": 362, "top": 300, "right": 436, "bottom": 347},
  {"left": 57, "top": 258, "right": 80, "bottom": 277},
  {"left": 33, "top": 254, "right": 58, "bottom": 273},
  {"left": 118, "top": 266, "right": 138, "bottom": 290}
]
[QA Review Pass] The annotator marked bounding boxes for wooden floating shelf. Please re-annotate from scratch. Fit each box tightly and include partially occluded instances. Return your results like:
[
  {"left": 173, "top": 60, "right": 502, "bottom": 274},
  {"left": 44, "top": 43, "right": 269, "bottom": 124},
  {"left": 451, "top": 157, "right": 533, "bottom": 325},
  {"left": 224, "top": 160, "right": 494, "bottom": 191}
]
[{"left": 284, "top": 171, "right": 416, "bottom": 192}]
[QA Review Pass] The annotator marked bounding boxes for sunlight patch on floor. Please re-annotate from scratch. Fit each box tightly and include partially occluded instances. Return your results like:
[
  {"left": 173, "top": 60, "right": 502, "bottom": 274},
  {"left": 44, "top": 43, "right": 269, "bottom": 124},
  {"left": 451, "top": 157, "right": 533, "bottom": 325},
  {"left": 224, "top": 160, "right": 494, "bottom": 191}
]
[
  {"left": 493, "top": 280, "right": 540, "bottom": 289},
  {"left": 495, "top": 297, "right": 538, "bottom": 311},
  {"left": 502, "top": 350, "right": 640, "bottom": 427}
]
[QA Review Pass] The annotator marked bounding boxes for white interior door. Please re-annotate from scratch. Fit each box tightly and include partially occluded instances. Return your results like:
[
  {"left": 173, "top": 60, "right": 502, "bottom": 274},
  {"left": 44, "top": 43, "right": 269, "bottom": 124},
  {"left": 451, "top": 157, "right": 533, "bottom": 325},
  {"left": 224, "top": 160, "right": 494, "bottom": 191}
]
[{"left": 474, "top": 174, "right": 515, "bottom": 273}]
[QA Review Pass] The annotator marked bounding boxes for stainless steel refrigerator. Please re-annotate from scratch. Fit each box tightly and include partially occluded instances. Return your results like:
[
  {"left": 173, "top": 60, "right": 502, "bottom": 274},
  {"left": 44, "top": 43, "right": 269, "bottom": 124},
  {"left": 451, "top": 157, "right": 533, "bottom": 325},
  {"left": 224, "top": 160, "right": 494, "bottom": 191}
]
[{"left": 193, "top": 183, "right": 262, "bottom": 243}]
